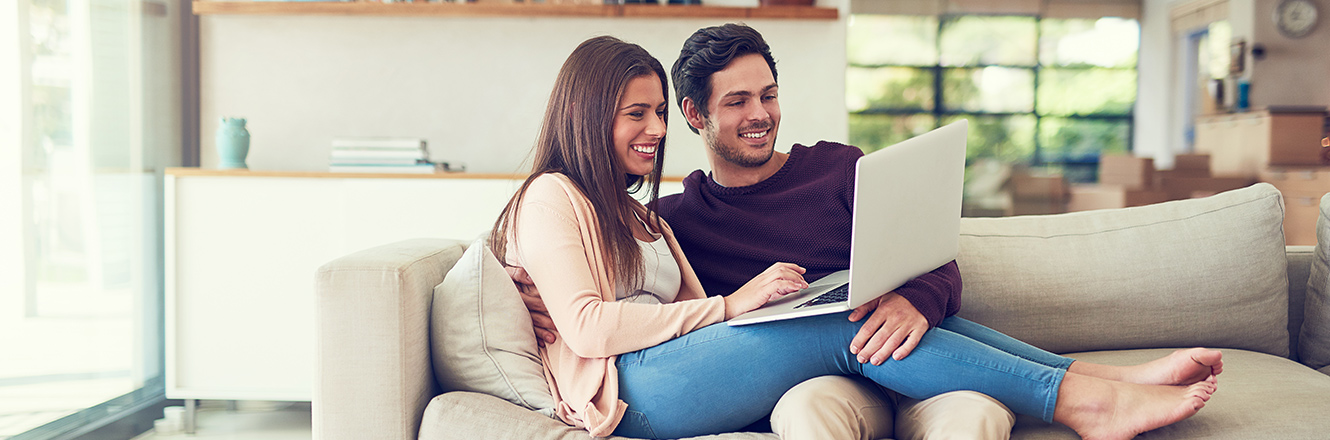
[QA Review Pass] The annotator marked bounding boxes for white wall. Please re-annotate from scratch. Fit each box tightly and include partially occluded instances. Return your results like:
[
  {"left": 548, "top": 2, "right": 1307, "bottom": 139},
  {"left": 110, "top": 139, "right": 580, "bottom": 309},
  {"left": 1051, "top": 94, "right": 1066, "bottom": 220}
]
[
  {"left": 1136, "top": 0, "right": 1175, "bottom": 167},
  {"left": 199, "top": 12, "right": 848, "bottom": 177},
  {"left": 1249, "top": 0, "right": 1330, "bottom": 108}
]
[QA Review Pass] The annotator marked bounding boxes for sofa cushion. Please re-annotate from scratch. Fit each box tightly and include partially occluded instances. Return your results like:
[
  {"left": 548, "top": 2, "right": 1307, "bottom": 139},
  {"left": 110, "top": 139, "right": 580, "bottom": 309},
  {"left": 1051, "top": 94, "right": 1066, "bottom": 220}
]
[
  {"left": 1300, "top": 193, "right": 1330, "bottom": 370},
  {"left": 430, "top": 237, "right": 556, "bottom": 417},
  {"left": 418, "top": 391, "right": 778, "bottom": 440},
  {"left": 1008, "top": 349, "right": 1330, "bottom": 439},
  {"left": 956, "top": 183, "right": 1289, "bottom": 356}
]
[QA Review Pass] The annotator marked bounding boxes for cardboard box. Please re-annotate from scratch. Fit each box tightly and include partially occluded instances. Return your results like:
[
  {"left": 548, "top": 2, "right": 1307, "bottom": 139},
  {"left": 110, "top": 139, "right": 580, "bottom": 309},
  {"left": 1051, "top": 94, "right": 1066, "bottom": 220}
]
[
  {"left": 1170, "top": 154, "right": 1211, "bottom": 177},
  {"left": 1067, "top": 184, "right": 1170, "bottom": 212},
  {"left": 1267, "top": 112, "right": 1327, "bottom": 166},
  {"left": 1156, "top": 176, "right": 1256, "bottom": 200},
  {"left": 1099, "top": 155, "right": 1155, "bottom": 190},
  {"left": 1260, "top": 167, "right": 1330, "bottom": 195},
  {"left": 1283, "top": 193, "right": 1321, "bottom": 246},
  {"left": 1010, "top": 171, "right": 1068, "bottom": 201}
]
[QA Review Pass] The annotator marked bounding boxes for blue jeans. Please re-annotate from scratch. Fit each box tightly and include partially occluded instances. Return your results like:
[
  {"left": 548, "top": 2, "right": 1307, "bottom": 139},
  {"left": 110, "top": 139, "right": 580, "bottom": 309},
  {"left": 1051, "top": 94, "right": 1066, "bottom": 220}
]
[{"left": 613, "top": 313, "right": 1073, "bottom": 439}]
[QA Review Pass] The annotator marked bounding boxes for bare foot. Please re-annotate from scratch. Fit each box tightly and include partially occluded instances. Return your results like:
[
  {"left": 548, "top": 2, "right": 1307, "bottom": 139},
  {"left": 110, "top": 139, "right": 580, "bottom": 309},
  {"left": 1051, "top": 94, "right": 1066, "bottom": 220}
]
[
  {"left": 1057, "top": 374, "right": 1217, "bottom": 440},
  {"left": 1122, "top": 348, "right": 1224, "bottom": 386}
]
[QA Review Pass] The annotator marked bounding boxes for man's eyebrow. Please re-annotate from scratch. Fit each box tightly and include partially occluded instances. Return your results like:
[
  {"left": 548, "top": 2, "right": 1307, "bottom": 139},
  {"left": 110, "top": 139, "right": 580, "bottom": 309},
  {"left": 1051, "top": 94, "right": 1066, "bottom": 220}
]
[
  {"left": 720, "top": 90, "right": 753, "bottom": 100},
  {"left": 721, "top": 83, "right": 779, "bottom": 99}
]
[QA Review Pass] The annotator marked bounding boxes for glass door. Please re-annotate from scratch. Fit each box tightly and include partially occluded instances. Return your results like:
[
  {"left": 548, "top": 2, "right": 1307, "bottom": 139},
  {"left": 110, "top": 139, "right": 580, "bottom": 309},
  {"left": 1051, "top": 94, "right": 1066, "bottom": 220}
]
[{"left": 1, "top": 0, "right": 182, "bottom": 437}]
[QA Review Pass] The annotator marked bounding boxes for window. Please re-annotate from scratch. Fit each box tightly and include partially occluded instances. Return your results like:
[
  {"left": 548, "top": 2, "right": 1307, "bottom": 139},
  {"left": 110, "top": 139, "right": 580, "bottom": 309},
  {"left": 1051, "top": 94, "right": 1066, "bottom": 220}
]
[
  {"left": 847, "top": 14, "right": 1139, "bottom": 183},
  {"left": 2, "top": 0, "right": 183, "bottom": 437}
]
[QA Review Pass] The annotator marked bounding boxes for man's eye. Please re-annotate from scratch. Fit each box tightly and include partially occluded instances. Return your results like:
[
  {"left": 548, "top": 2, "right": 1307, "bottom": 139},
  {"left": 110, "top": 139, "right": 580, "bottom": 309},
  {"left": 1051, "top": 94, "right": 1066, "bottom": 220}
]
[{"left": 762, "top": 95, "right": 777, "bottom": 101}]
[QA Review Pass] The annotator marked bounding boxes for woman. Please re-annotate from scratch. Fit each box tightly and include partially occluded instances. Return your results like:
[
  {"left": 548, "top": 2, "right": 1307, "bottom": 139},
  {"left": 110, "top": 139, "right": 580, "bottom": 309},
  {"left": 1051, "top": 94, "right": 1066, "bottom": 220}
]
[{"left": 491, "top": 36, "right": 1220, "bottom": 440}]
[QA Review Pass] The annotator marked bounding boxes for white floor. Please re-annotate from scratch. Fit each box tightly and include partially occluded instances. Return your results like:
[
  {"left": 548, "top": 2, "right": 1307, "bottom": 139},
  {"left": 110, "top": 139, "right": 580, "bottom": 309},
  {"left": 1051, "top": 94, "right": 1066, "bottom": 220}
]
[
  {"left": 131, "top": 402, "right": 311, "bottom": 440},
  {"left": 0, "top": 286, "right": 136, "bottom": 438}
]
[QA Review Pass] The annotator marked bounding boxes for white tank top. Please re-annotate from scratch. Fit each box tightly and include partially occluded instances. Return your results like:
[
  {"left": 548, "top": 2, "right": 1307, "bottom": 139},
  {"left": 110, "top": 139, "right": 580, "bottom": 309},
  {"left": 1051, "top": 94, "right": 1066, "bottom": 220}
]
[{"left": 616, "top": 214, "right": 681, "bottom": 305}]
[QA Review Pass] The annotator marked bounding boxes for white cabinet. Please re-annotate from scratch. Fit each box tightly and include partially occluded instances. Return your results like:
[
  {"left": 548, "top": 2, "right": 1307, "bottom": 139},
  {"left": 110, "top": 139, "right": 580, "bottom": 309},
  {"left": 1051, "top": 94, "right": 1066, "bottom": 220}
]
[{"left": 164, "top": 169, "right": 524, "bottom": 402}]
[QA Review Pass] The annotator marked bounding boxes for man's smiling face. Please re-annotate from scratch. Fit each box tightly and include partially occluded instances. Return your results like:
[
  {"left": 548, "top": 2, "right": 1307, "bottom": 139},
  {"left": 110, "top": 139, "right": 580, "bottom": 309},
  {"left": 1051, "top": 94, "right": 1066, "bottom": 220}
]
[{"left": 695, "top": 53, "right": 781, "bottom": 169}]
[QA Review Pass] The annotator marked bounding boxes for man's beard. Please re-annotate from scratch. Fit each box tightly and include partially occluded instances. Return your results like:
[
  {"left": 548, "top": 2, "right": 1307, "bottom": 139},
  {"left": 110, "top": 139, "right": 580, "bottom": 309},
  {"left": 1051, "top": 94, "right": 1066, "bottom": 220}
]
[{"left": 704, "top": 119, "right": 775, "bottom": 169}]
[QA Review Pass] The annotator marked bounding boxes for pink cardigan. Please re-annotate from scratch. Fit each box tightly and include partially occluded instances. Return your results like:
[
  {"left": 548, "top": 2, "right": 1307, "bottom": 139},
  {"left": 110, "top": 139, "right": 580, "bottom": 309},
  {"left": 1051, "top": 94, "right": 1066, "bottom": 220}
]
[{"left": 506, "top": 173, "right": 728, "bottom": 436}]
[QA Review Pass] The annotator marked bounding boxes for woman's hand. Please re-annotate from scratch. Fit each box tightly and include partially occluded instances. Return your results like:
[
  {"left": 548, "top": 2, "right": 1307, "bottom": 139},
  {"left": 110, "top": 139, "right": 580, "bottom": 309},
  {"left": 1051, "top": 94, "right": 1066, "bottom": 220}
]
[{"left": 724, "top": 263, "right": 809, "bottom": 320}]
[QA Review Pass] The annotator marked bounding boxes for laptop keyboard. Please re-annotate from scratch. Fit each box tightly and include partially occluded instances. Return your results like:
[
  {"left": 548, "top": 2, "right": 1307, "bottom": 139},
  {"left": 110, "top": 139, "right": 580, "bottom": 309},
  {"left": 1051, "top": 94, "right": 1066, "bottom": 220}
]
[{"left": 794, "top": 284, "right": 849, "bottom": 309}]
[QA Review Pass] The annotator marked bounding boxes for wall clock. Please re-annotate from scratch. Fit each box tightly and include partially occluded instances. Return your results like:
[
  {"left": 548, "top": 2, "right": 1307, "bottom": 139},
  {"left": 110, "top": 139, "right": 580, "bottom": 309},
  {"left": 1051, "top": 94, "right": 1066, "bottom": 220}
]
[{"left": 1275, "top": 0, "right": 1320, "bottom": 39}]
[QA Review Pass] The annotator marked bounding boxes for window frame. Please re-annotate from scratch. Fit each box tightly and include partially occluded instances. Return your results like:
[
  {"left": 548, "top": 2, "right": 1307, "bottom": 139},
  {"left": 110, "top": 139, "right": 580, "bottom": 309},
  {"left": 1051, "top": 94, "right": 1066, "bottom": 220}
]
[{"left": 847, "top": 13, "right": 1139, "bottom": 181}]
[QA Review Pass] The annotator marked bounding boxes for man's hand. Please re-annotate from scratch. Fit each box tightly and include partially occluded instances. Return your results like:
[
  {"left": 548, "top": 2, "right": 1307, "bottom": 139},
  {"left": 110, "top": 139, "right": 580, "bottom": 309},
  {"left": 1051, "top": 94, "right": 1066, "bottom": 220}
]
[
  {"left": 506, "top": 266, "right": 559, "bottom": 345},
  {"left": 847, "top": 292, "right": 928, "bottom": 365}
]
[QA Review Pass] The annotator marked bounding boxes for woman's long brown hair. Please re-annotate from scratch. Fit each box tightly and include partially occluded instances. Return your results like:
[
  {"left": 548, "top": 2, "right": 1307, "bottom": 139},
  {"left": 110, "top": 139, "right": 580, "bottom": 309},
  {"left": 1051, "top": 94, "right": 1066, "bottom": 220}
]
[{"left": 490, "top": 36, "right": 668, "bottom": 293}]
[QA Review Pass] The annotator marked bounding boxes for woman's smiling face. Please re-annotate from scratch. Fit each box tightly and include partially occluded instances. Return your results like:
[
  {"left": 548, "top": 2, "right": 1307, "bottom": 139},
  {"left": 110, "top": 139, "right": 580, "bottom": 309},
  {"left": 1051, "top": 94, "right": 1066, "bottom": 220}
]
[{"left": 612, "top": 73, "right": 667, "bottom": 177}]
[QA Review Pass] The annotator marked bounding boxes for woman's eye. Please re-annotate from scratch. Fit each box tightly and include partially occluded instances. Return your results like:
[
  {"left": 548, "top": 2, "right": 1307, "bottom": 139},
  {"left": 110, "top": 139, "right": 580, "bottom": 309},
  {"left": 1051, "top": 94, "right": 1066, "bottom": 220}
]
[{"left": 628, "top": 112, "right": 644, "bottom": 118}]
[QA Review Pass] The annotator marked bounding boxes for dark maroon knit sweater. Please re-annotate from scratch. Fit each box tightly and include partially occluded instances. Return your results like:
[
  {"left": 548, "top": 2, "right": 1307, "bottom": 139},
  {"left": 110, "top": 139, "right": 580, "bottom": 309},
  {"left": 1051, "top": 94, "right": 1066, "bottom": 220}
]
[{"left": 655, "top": 141, "right": 962, "bottom": 327}]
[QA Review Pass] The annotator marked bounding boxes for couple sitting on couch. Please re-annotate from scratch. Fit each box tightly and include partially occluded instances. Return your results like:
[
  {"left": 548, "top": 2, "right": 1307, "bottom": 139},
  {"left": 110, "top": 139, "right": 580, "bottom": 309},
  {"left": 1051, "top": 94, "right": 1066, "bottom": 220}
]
[{"left": 491, "top": 23, "right": 1223, "bottom": 440}]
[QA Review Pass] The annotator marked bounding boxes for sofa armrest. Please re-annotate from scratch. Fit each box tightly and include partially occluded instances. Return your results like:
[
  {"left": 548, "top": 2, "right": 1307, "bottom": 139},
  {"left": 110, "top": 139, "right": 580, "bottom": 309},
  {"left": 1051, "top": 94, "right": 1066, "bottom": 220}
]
[{"left": 315, "top": 238, "right": 467, "bottom": 440}]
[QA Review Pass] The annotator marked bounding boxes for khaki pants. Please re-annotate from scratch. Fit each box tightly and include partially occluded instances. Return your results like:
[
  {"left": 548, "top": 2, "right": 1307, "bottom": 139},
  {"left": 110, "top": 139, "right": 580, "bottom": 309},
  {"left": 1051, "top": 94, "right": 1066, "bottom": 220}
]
[{"left": 770, "top": 376, "right": 1014, "bottom": 440}]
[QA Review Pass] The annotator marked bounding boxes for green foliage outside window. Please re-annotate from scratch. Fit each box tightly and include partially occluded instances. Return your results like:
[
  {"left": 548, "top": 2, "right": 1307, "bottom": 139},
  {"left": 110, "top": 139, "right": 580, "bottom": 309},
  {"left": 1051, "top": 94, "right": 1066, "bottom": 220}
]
[
  {"left": 942, "top": 114, "right": 1037, "bottom": 162},
  {"left": 846, "top": 67, "right": 933, "bottom": 112},
  {"left": 939, "top": 16, "right": 1038, "bottom": 67},
  {"left": 1037, "top": 69, "right": 1136, "bottom": 115},
  {"left": 849, "top": 114, "right": 936, "bottom": 153},
  {"left": 943, "top": 67, "right": 1035, "bottom": 113}
]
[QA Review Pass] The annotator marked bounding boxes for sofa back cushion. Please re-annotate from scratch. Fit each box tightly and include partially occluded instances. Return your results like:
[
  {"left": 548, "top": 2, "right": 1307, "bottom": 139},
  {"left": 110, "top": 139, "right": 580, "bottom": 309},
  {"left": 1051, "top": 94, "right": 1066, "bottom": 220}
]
[
  {"left": 430, "top": 237, "right": 556, "bottom": 417},
  {"left": 956, "top": 183, "right": 1290, "bottom": 357},
  {"left": 1301, "top": 194, "right": 1330, "bottom": 369}
]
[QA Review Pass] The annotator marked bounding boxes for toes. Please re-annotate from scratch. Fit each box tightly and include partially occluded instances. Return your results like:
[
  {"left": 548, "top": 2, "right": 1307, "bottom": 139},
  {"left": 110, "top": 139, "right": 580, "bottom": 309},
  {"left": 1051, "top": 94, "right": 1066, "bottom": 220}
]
[
  {"left": 1187, "top": 380, "right": 1218, "bottom": 399},
  {"left": 1190, "top": 348, "right": 1224, "bottom": 367}
]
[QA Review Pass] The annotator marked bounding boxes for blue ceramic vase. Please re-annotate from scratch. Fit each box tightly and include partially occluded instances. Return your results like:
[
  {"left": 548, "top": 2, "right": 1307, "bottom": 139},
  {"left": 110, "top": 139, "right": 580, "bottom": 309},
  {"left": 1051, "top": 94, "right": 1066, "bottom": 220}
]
[{"left": 216, "top": 117, "right": 250, "bottom": 169}]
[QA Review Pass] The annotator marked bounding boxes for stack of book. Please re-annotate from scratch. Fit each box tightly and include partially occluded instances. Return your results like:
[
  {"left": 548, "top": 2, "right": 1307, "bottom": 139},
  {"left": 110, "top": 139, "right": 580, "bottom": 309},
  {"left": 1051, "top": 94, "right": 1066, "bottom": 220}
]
[{"left": 328, "top": 137, "right": 439, "bottom": 174}]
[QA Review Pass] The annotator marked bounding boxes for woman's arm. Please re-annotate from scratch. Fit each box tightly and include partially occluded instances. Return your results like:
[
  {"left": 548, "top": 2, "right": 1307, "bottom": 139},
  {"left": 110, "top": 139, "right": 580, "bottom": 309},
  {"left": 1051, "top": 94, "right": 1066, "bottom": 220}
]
[{"left": 513, "top": 178, "right": 728, "bottom": 358}]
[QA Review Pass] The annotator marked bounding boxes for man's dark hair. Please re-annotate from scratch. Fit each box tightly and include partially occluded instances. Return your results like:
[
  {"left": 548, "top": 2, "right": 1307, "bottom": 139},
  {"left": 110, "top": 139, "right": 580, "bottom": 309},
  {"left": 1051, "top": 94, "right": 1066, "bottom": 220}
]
[{"left": 671, "top": 23, "right": 778, "bottom": 134}]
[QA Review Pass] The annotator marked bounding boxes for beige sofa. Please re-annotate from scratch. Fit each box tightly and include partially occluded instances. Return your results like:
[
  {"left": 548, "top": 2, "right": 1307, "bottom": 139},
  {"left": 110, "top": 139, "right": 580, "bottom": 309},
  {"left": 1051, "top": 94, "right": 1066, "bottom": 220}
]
[{"left": 314, "top": 182, "right": 1330, "bottom": 440}]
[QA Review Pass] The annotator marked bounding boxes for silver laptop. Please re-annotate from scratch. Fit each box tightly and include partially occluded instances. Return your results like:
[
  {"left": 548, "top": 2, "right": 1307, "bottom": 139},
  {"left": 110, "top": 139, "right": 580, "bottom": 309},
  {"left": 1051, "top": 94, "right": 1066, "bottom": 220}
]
[{"left": 728, "top": 120, "right": 968, "bottom": 326}]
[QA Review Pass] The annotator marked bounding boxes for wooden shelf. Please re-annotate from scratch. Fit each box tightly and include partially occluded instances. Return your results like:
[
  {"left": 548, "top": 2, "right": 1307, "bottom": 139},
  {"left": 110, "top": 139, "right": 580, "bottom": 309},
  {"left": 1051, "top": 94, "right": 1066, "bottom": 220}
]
[
  {"left": 164, "top": 167, "right": 687, "bottom": 181},
  {"left": 192, "top": 1, "right": 838, "bottom": 20}
]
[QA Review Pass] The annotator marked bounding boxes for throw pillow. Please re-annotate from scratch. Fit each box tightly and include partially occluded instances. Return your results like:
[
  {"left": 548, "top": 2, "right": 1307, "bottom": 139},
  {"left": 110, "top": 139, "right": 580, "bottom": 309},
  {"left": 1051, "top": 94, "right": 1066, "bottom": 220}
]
[
  {"left": 431, "top": 237, "right": 556, "bottom": 417},
  {"left": 1301, "top": 194, "right": 1330, "bottom": 369}
]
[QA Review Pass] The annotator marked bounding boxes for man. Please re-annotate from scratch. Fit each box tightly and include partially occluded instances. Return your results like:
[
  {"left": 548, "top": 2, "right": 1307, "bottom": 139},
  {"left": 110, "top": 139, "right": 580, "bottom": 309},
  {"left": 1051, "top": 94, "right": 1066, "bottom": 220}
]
[
  {"left": 657, "top": 23, "right": 1015, "bottom": 440},
  {"left": 518, "top": 23, "right": 1016, "bottom": 439}
]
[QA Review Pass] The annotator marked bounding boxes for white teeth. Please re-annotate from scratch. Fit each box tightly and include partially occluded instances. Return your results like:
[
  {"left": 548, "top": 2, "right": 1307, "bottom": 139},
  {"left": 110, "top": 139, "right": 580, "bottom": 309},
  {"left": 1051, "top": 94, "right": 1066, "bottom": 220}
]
[
  {"left": 632, "top": 145, "right": 656, "bottom": 154},
  {"left": 741, "top": 130, "right": 769, "bottom": 139}
]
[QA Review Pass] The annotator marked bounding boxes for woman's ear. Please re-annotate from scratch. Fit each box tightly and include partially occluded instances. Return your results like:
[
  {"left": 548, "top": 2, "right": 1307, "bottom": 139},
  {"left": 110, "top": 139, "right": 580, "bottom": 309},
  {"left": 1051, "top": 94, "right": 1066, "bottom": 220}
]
[{"left": 681, "top": 97, "right": 706, "bottom": 131}]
